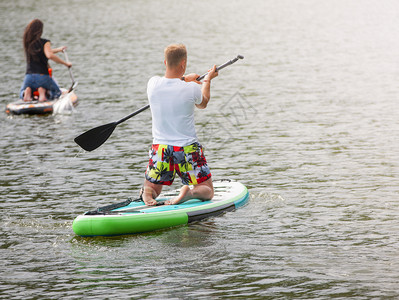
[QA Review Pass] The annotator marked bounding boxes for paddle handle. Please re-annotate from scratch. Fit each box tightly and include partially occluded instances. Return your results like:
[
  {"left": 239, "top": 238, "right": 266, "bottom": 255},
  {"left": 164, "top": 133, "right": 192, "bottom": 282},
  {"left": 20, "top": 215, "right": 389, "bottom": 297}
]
[{"left": 113, "top": 55, "right": 244, "bottom": 126}]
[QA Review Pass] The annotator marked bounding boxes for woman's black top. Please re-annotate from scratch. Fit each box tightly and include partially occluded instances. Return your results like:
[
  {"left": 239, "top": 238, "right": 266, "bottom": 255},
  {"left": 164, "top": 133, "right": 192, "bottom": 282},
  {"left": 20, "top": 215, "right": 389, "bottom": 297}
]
[{"left": 26, "top": 38, "right": 50, "bottom": 75}]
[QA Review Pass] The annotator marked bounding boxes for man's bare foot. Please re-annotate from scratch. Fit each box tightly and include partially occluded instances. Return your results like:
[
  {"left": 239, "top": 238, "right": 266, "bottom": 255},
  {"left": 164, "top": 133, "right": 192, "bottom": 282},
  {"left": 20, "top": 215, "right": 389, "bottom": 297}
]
[
  {"left": 165, "top": 185, "right": 190, "bottom": 205},
  {"left": 142, "top": 186, "right": 158, "bottom": 206},
  {"left": 164, "top": 198, "right": 178, "bottom": 205},
  {"left": 144, "top": 199, "right": 157, "bottom": 206}
]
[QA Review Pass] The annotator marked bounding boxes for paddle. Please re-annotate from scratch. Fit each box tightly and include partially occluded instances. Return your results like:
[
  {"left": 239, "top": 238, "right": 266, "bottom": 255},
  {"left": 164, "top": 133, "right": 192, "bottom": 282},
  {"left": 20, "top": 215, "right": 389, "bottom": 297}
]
[
  {"left": 63, "top": 49, "right": 78, "bottom": 92},
  {"left": 74, "top": 55, "right": 244, "bottom": 151},
  {"left": 53, "top": 50, "right": 78, "bottom": 114}
]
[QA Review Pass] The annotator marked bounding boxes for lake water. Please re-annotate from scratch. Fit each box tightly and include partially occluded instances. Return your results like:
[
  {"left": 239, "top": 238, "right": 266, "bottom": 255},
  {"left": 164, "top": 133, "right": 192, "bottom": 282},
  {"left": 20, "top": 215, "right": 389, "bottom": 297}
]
[{"left": 1, "top": 0, "right": 399, "bottom": 298}]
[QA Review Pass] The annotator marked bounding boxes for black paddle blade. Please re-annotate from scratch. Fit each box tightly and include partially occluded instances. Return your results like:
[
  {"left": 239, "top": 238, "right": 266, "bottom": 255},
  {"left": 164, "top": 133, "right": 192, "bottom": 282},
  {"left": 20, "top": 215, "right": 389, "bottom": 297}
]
[{"left": 74, "top": 122, "right": 117, "bottom": 151}]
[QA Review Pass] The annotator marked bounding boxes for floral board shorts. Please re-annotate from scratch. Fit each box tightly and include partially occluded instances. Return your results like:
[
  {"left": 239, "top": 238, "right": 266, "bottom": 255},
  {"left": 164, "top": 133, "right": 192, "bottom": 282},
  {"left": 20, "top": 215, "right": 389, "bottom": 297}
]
[{"left": 145, "top": 142, "right": 211, "bottom": 186}]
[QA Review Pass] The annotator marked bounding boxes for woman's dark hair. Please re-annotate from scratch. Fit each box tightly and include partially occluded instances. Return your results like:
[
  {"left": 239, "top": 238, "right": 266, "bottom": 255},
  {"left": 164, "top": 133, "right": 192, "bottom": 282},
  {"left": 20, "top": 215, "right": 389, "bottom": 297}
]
[{"left": 23, "top": 19, "right": 43, "bottom": 62}]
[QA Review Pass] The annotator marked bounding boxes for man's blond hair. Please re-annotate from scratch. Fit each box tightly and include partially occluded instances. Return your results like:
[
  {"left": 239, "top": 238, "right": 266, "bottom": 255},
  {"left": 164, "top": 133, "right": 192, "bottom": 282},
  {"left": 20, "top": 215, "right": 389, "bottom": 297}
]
[{"left": 164, "top": 44, "right": 187, "bottom": 68}]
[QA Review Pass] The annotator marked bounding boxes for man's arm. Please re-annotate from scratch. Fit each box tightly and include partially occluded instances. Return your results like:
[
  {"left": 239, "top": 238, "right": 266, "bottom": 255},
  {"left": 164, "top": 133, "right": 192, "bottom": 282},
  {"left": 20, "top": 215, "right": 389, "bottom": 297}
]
[{"left": 196, "top": 65, "right": 218, "bottom": 109}]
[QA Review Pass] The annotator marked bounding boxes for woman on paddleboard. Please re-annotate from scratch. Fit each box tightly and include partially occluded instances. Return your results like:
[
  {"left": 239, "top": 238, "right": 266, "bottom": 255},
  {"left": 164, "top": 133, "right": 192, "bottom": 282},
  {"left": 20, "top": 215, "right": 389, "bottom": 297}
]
[
  {"left": 20, "top": 19, "right": 71, "bottom": 102},
  {"left": 143, "top": 44, "right": 218, "bottom": 206}
]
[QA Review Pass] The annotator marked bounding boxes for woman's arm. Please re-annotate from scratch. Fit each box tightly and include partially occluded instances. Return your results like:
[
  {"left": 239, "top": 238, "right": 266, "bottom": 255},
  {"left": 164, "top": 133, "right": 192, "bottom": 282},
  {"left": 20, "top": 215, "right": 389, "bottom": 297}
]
[
  {"left": 52, "top": 46, "right": 67, "bottom": 54},
  {"left": 44, "top": 42, "right": 71, "bottom": 67}
]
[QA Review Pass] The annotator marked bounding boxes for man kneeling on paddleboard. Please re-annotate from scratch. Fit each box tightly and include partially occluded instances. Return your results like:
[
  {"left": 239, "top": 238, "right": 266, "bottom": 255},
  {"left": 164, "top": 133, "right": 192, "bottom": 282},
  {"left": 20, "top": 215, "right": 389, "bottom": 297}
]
[{"left": 143, "top": 44, "right": 218, "bottom": 206}]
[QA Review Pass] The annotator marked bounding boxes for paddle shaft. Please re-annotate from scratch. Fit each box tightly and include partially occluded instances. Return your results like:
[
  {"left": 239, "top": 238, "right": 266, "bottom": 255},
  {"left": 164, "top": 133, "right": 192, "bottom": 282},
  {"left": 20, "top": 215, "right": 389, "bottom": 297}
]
[
  {"left": 196, "top": 55, "right": 243, "bottom": 81},
  {"left": 115, "top": 104, "right": 150, "bottom": 126},
  {"left": 63, "top": 49, "right": 77, "bottom": 93},
  {"left": 112, "top": 197, "right": 202, "bottom": 213},
  {"left": 113, "top": 55, "right": 244, "bottom": 126},
  {"left": 63, "top": 50, "right": 75, "bottom": 82},
  {"left": 114, "top": 201, "right": 166, "bottom": 213}
]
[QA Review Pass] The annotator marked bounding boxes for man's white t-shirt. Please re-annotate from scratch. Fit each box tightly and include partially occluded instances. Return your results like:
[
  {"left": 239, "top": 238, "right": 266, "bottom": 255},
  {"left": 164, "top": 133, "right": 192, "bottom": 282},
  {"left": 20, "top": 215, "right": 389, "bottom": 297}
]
[{"left": 147, "top": 76, "right": 203, "bottom": 147}]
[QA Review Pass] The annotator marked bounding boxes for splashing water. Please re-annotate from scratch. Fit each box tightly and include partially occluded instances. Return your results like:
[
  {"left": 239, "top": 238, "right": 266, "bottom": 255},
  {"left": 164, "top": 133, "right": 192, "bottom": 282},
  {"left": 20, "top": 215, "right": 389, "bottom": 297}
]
[{"left": 52, "top": 92, "right": 75, "bottom": 115}]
